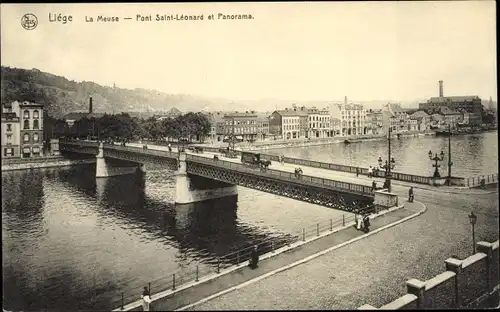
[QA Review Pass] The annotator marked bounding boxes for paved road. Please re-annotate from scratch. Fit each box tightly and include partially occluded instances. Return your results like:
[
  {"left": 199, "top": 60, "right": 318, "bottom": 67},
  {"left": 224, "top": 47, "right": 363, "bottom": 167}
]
[{"left": 182, "top": 183, "right": 498, "bottom": 310}]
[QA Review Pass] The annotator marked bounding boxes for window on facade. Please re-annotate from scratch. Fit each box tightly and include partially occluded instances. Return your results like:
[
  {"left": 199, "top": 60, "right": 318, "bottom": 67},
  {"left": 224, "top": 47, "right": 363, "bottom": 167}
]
[
  {"left": 23, "top": 133, "right": 29, "bottom": 143},
  {"left": 33, "top": 133, "right": 39, "bottom": 143},
  {"left": 33, "top": 110, "right": 39, "bottom": 119},
  {"left": 33, "top": 120, "right": 39, "bottom": 130},
  {"left": 24, "top": 110, "right": 30, "bottom": 119},
  {"left": 23, "top": 120, "right": 29, "bottom": 130},
  {"left": 6, "top": 134, "right": 12, "bottom": 142},
  {"left": 6, "top": 124, "right": 12, "bottom": 131}
]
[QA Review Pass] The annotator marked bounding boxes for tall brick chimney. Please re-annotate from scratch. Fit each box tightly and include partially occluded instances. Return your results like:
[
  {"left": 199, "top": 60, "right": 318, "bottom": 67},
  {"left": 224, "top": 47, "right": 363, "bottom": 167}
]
[
  {"left": 439, "top": 80, "right": 443, "bottom": 97},
  {"left": 89, "top": 96, "right": 93, "bottom": 114}
]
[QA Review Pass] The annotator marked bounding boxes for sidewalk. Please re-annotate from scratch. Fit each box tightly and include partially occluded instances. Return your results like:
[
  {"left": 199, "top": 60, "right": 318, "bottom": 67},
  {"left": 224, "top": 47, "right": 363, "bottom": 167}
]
[{"left": 118, "top": 201, "right": 424, "bottom": 311}]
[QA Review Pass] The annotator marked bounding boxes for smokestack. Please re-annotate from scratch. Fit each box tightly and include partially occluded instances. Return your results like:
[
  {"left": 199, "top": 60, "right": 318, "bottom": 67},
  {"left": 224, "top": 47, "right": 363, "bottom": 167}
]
[
  {"left": 439, "top": 80, "right": 443, "bottom": 97},
  {"left": 344, "top": 96, "right": 347, "bottom": 105},
  {"left": 89, "top": 96, "right": 93, "bottom": 114}
]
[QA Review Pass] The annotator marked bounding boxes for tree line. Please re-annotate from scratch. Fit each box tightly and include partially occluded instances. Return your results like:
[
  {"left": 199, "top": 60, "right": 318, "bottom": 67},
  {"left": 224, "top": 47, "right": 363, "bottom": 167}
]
[{"left": 47, "top": 112, "right": 212, "bottom": 143}]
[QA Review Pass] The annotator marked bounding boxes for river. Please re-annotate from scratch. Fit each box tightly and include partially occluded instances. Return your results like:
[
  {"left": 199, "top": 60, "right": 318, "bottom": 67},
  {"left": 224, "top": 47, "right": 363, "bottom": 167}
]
[{"left": 2, "top": 132, "right": 498, "bottom": 310}]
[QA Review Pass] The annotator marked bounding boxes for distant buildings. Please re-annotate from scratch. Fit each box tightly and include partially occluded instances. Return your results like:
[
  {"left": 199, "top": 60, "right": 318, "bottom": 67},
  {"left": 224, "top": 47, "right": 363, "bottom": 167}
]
[
  {"left": 418, "top": 80, "right": 483, "bottom": 125},
  {"left": 365, "top": 109, "right": 384, "bottom": 135},
  {"left": 63, "top": 96, "right": 104, "bottom": 126},
  {"left": 222, "top": 111, "right": 260, "bottom": 142},
  {"left": 307, "top": 107, "right": 331, "bottom": 138},
  {"left": 1, "top": 100, "right": 44, "bottom": 159},
  {"left": 157, "top": 107, "right": 182, "bottom": 120},
  {"left": 269, "top": 105, "right": 309, "bottom": 140},
  {"left": 330, "top": 97, "right": 367, "bottom": 136}
]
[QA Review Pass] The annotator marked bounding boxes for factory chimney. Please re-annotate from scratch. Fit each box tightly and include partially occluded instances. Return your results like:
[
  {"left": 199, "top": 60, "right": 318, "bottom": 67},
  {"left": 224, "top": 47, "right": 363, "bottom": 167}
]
[
  {"left": 439, "top": 80, "right": 443, "bottom": 97},
  {"left": 89, "top": 96, "right": 93, "bottom": 114},
  {"left": 344, "top": 96, "right": 347, "bottom": 105}
]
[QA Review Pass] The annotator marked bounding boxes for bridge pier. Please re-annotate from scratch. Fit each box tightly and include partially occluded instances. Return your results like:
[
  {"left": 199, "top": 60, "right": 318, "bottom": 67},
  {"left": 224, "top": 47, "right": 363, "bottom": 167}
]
[
  {"left": 95, "top": 143, "right": 140, "bottom": 178},
  {"left": 175, "top": 152, "right": 238, "bottom": 205}
]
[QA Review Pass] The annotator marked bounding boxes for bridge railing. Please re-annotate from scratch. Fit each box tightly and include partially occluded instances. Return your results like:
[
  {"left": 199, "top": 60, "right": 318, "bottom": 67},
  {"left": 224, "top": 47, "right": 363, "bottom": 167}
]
[
  {"left": 103, "top": 144, "right": 178, "bottom": 159},
  {"left": 185, "top": 154, "right": 374, "bottom": 196},
  {"left": 111, "top": 205, "right": 375, "bottom": 310},
  {"left": 465, "top": 173, "right": 499, "bottom": 187},
  {"left": 59, "top": 139, "right": 99, "bottom": 147},
  {"left": 259, "top": 154, "right": 436, "bottom": 185}
]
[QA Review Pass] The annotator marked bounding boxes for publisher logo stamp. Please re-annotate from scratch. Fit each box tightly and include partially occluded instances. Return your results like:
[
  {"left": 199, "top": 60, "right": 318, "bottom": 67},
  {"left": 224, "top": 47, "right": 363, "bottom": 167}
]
[{"left": 21, "top": 13, "right": 38, "bottom": 30}]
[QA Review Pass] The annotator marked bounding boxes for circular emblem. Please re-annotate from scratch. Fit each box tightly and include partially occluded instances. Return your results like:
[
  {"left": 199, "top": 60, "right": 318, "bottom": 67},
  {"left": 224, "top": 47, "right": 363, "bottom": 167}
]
[{"left": 21, "top": 13, "right": 38, "bottom": 30}]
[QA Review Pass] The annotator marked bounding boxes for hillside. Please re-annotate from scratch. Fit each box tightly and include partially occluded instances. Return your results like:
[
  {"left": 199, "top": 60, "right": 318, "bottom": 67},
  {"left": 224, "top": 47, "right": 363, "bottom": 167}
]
[{"left": 0, "top": 66, "right": 235, "bottom": 118}]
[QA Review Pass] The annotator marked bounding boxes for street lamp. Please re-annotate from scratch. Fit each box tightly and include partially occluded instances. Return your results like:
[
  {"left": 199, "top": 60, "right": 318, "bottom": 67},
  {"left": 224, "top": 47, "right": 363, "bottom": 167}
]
[
  {"left": 446, "top": 123, "right": 453, "bottom": 185},
  {"left": 377, "top": 128, "right": 395, "bottom": 192},
  {"left": 468, "top": 211, "right": 477, "bottom": 254},
  {"left": 428, "top": 150, "right": 445, "bottom": 178}
]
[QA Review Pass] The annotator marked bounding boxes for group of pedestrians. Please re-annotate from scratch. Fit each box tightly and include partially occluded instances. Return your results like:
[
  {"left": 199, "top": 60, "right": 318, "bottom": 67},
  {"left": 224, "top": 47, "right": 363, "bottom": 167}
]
[{"left": 354, "top": 213, "right": 371, "bottom": 233}]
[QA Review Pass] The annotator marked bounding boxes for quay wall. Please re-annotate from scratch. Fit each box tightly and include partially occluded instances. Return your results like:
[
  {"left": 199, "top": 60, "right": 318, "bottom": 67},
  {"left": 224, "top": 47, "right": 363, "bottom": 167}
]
[
  {"left": 1, "top": 157, "right": 95, "bottom": 172},
  {"left": 359, "top": 240, "right": 500, "bottom": 310}
]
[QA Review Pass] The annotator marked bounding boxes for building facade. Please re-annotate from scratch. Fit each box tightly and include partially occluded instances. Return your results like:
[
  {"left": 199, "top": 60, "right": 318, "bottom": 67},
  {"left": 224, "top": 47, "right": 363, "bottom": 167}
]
[
  {"left": 410, "top": 110, "right": 431, "bottom": 131},
  {"left": 222, "top": 111, "right": 259, "bottom": 141},
  {"left": 330, "top": 98, "right": 367, "bottom": 136},
  {"left": 1, "top": 101, "right": 21, "bottom": 158},
  {"left": 256, "top": 115, "right": 270, "bottom": 141},
  {"left": 307, "top": 107, "right": 331, "bottom": 138},
  {"left": 2, "top": 101, "right": 44, "bottom": 159},
  {"left": 384, "top": 103, "right": 411, "bottom": 133},
  {"left": 19, "top": 101, "right": 44, "bottom": 158},
  {"left": 365, "top": 109, "right": 384, "bottom": 135},
  {"left": 269, "top": 107, "right": 309, "bottom": 140}
]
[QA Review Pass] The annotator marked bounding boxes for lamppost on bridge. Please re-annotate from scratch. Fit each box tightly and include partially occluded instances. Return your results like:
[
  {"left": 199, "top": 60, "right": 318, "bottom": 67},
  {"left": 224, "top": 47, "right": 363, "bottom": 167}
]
[
  {"left": 378, "top": 127, "right": 395, "bottom": 192},
  {"left": 428, "top": 150, "right": 445, "bottom": 178},
  {"left": 468, "top": 211, "right": 477, "bottom": 254}
]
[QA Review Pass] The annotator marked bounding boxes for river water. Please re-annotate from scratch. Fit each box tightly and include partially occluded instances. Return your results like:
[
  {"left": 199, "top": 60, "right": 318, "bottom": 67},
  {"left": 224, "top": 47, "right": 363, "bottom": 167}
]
[
  {"left": 2, "top": 132, "right": 498, "bottom": 310},
  {"left": 268, "top": 131, "right": 498, "bottom": 177}
]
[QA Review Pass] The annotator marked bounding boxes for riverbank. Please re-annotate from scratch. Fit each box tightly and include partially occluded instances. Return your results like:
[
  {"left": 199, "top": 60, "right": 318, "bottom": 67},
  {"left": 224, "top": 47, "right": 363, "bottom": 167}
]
[
  {"left": 195, "top": 131, "right": 436, "bottom": 151},
  {"left": 114, "top": 200, "right": 424, "bottom": 311},
  {"left": 1, "top": 157, "right": 95, "bottom": 172}
]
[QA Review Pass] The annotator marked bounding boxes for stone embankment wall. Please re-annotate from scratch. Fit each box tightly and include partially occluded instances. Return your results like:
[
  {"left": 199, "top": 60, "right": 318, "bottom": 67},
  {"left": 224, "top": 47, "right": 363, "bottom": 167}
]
[
  {"left": 358, "top": 240, "right": 499, "bottom": 310},
  {"left": 1, "top": 157, "right": 95, "bottom": 171}
]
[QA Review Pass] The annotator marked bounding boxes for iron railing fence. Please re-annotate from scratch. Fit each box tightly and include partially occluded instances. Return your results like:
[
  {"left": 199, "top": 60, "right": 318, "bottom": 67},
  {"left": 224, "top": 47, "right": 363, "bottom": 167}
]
[{"left": 111, "top": 206, "right": 378, "bottom": 310}]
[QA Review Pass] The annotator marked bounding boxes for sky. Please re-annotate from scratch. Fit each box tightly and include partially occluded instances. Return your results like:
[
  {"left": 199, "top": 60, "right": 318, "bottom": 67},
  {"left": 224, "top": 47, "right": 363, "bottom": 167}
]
[{"left": 1, "top": 2, "right": 497, "bottom": 104}]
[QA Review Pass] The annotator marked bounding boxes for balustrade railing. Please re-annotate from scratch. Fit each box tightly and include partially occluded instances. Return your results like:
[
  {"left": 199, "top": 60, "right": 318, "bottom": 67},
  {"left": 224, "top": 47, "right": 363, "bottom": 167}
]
[
  {"left": 111, "top": 205, "right": 375, "bottom": 310},
  {"left": 186, "top": 154, "right": 374, "bottom": 196},
  {"left": 465, "top": 173, "right": 499, "bottom": 187}
]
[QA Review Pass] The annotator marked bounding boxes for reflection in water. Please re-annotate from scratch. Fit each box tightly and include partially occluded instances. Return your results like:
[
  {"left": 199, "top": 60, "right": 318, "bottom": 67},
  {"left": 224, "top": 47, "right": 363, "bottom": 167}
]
[{"left": 2, "top": 166, "right": 294, "bottom": 310}]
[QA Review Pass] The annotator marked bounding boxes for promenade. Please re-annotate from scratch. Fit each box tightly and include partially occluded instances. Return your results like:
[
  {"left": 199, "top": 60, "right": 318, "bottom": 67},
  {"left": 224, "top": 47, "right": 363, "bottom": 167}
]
[{"left": 119, "top": 201, "right": 423, "bottom": 312}]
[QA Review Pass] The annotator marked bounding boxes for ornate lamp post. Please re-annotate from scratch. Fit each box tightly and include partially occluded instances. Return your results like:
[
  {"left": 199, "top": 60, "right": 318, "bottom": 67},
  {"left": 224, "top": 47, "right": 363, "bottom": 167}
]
[
  {"left": 428, "top": 150, "right": 445, "bottom": 178},
  {"left": 378, "top": 127, "right": 395, "bottom": 192},
  {"left": 468, "top": 211, "right": 477, "bottom": 254}
]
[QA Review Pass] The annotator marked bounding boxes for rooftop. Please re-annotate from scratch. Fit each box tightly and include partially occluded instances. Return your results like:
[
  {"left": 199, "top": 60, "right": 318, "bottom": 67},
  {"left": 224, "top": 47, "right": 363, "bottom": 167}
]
[{"left": 428, "top": 96, "right": 480, "bottom": 103}]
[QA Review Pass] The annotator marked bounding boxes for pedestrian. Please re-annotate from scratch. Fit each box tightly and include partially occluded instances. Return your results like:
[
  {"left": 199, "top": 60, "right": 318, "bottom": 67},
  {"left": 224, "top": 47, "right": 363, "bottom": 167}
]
[
  {"left": 141, "top": 286, "right": 151, "bottom": 311},
  {"left": 250, "top": 245, "right": 259, "bottom": 269},
  {"left": 408, "top": 187, "right": 414, "bottom": 202},
  {"left": 363, "top": 215, "right": 370, "bottom": 233},
  {"left": 356, "top": 213, "right": 362, "bottom": 230},
  {"left": 356, "top": 167, "right": 359, "bottom": 177},
  {"left": 371, "top": 180, "right": 377, "bottom": 192},
  {"left": 368, "top": 166, "right": 373, "bottom": 178}
]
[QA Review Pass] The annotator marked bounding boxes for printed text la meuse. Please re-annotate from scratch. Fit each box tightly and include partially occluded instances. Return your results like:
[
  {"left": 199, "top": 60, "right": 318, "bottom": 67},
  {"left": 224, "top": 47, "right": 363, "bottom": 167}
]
[{"left": 85, "top": 16, "right": 119, "bottom": 22}]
